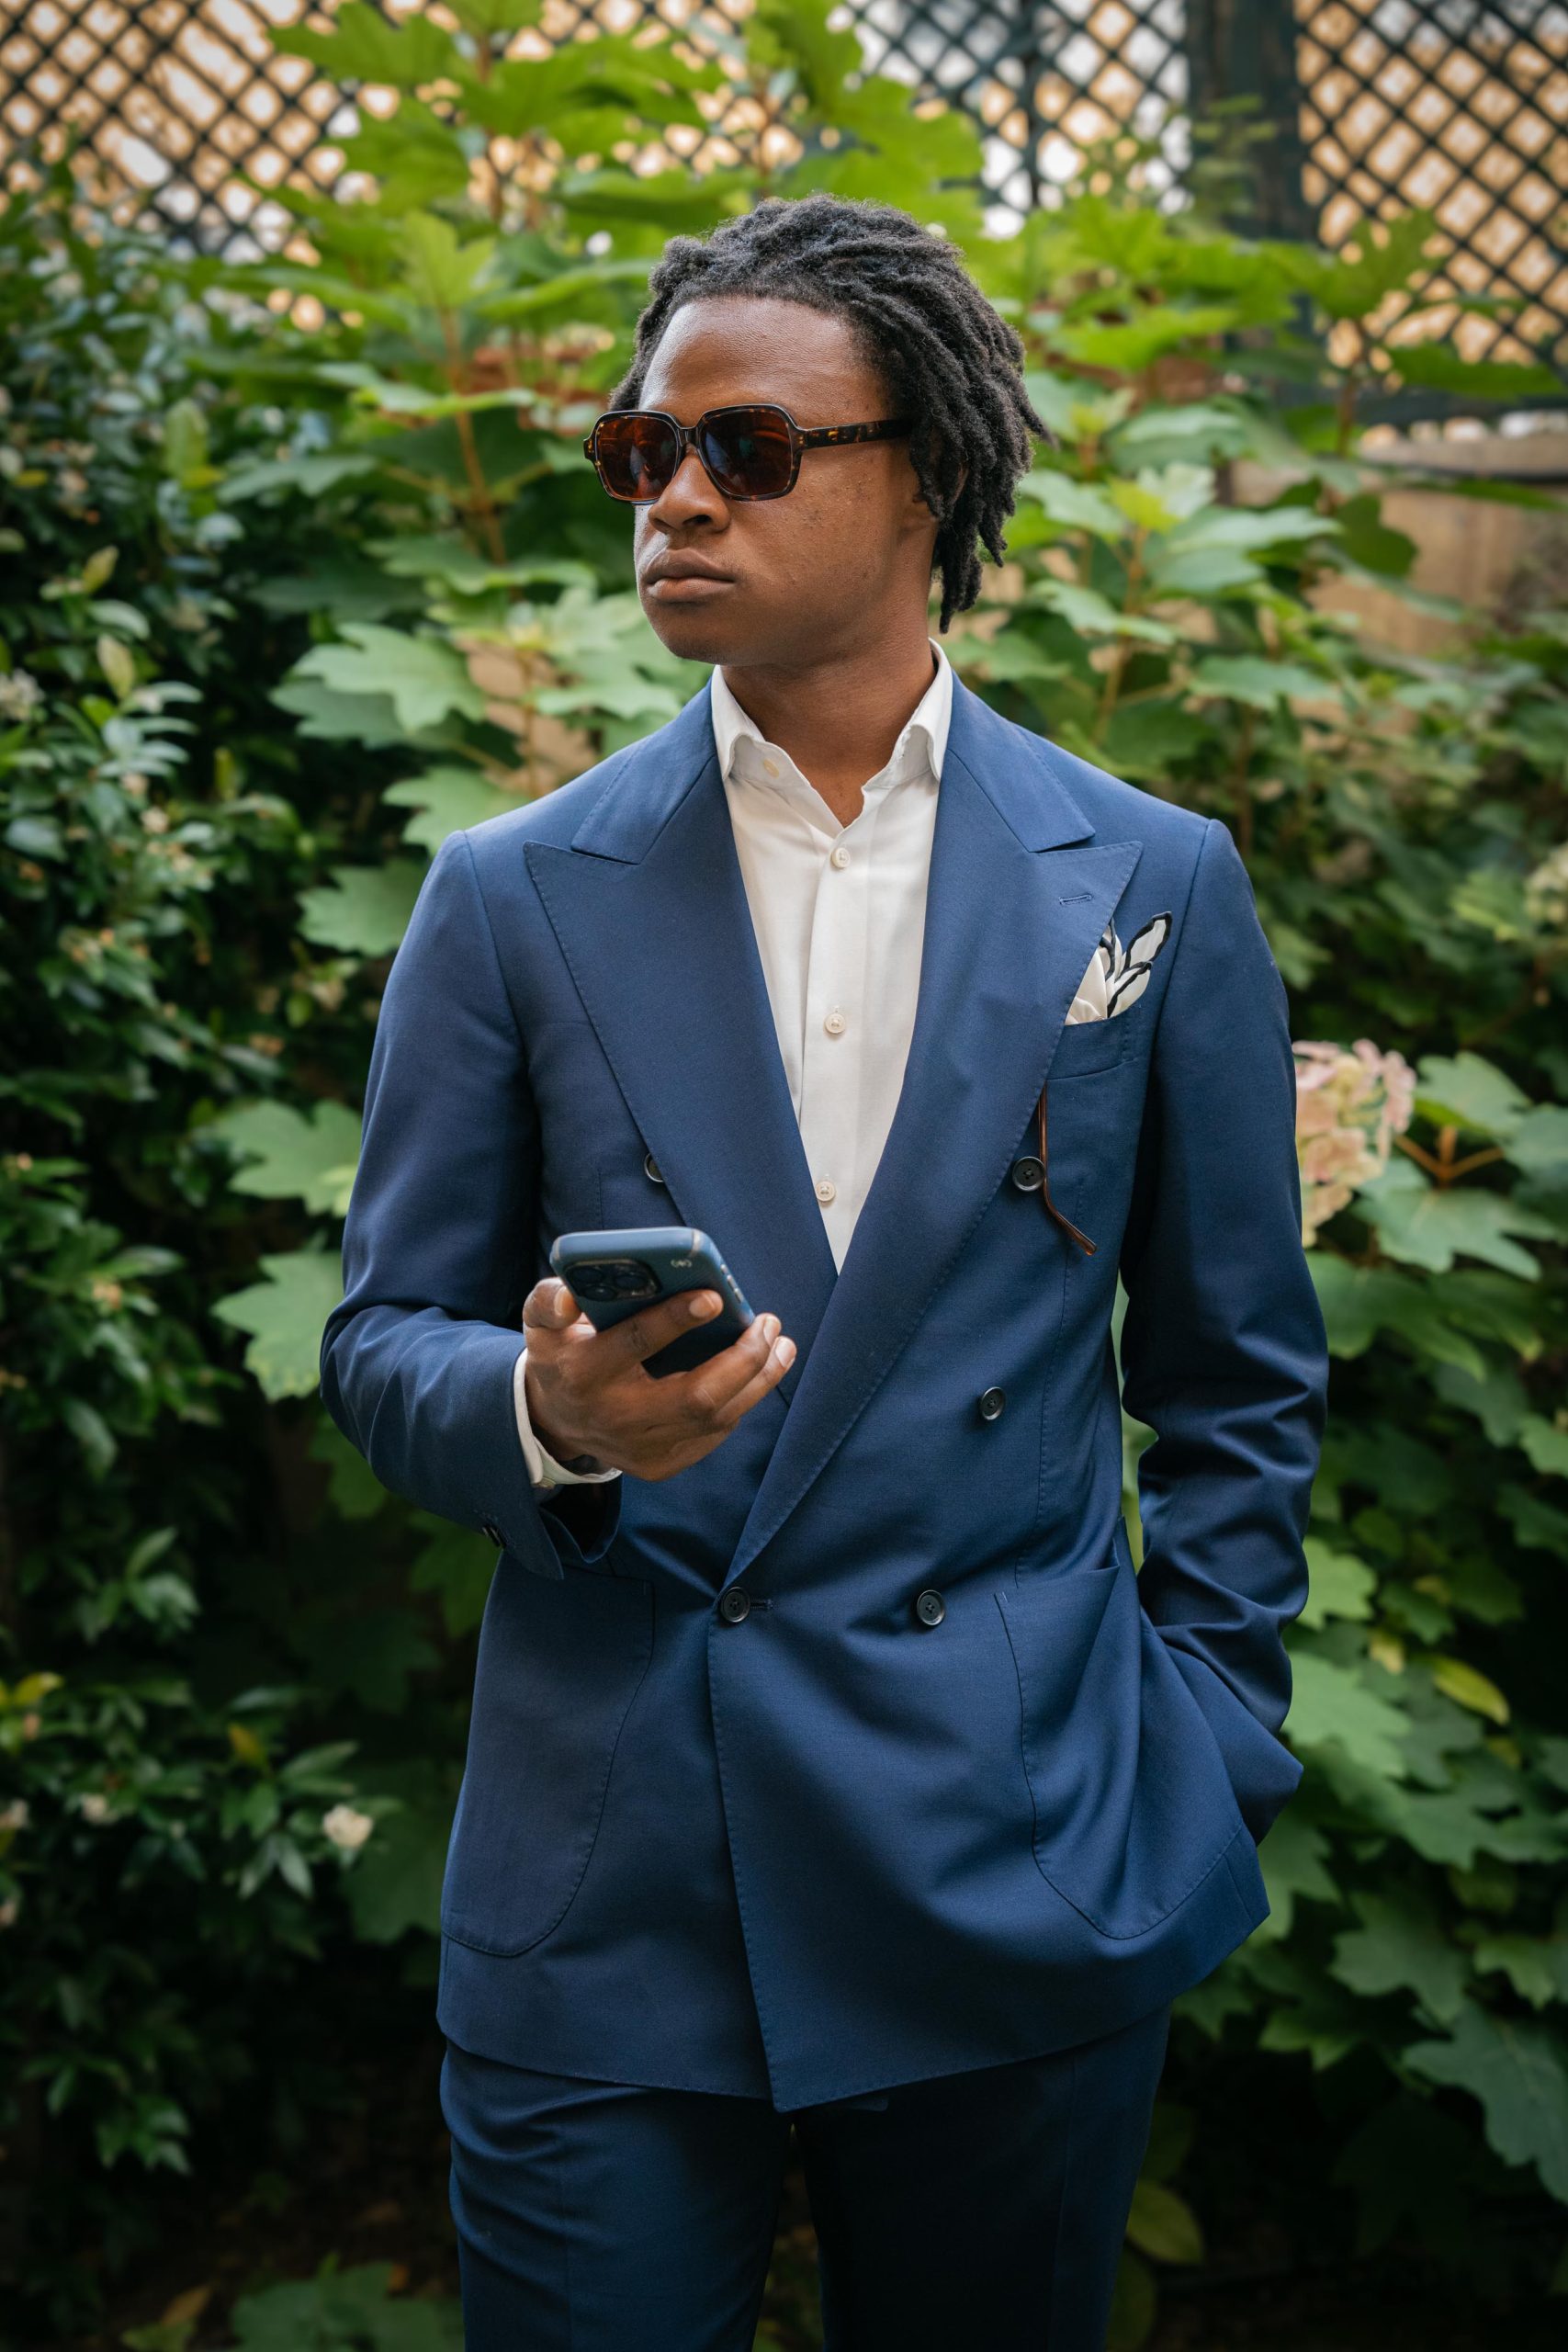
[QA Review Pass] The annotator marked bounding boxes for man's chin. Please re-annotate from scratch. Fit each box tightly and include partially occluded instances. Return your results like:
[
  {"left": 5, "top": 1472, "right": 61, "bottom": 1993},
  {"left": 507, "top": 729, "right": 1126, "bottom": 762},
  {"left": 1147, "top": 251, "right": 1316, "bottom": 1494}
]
[{"left": 641, "top": 599, "right": 754, "bottom": 670}]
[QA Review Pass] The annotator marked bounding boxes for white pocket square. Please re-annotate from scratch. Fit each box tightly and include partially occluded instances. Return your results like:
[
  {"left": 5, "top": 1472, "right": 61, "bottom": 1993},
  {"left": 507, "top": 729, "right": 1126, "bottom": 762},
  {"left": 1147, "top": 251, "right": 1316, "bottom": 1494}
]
[{"left": 1066, "top": 911, "right": 1172, "bottom": 1024}]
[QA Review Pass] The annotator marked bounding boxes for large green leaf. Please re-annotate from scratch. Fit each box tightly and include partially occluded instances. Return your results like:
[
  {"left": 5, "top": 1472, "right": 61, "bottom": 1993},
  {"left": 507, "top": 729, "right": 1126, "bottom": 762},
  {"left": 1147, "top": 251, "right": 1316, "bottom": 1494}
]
[
  {"left": 1298, "top": 1540, "right": 1377, "bottom": 1629},
  {"left": 1330, "top": 1886, "right": 1470, "bottom": 2024},
  {"left": 1415, "top": 1051, "right": 1531, "bottom": 1138},
  {"left": 468, "top": 257, "right": 654, "bottom": 323},
  {"left": 1506, "top": 1104, "right": 1568, "bottom": 1179},
  {"left": 1014, "top": 469, "right": 1126, "bottom": 540},
  {"left": 556, "top": 166, "right": 755, "bottom": 233},
  {"left": 384, "top": 767, "right": 516, "bottom": 853},
  {"left": 296, "top": 860, "right": 427, "bottom": 957},
  {"left": 399, "top": 214, "right": 497, "bottom": 313},
  {"left": 226, "top": 2259, "right": 463, "bottom": 2350},
  {"left": 1166, "top": 505, "right": 1338, "bottom": 557},
  {"left": 339, "top": 101, "right": 471, "bottom": 211},
  {"left": 1357, "top": 1159, "right": 1554, "bottom": 1279},
  {"left": 1028, "top": 579, "right": 1178, "bottom": 642},
  {"left": 1389, "top": 345, "right": 1565, "bottom": 402},
  {"left": 210, "top": 1251, "right": 344, "bottom": 1400},
  {"left": 1124, "top": 2177, "right": 1203, "bottom": 2264},
  {"left": 288, "top": 627, "right": 487, "bottom": 734},
  {"left": 219, "top": 452, "right": 382, "bottom": 505},
  {"left": 1051, "top": 303, "right": 1247, "bottom": 373},
  {"left": 1190, "top": 655, "right": 1336, "bottom": 707},
  {"left": 1258, "top": 1810, "right": 1341, "bottom": 1941},
  {"left": 272, "top": 1, "right": 461, "bottom": 88},
  {"left": 456, "top": 38, "right": 717, "bottom": 142},
  {"left": 209, "top": 1101, "right": 363, "bottom": 1216},
  {"left": 1285, "top": 1651, "right": 1412, "bottom": 1781},
  {"left": 1405, "top": 2002, "right": 1568, "bottom": 2201},
  {"left": 1309, "top": 1256, "right": 1487, "bottom": 1377},
  {"left": 409, "top": 1519, "right": 498, "bottom": 1640},
  {"left": 1282, "top": 210, "right": 1438, "bottom": 322}
]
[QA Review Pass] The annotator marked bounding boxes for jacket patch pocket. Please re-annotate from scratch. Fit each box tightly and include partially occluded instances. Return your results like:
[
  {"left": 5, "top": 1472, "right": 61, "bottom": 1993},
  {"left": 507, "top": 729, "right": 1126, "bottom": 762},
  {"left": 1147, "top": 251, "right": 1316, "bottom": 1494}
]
[
  {"left": 998, "top": 1553, "right": 1246, "bottom": 1940},
  {"left": 441, "top": 1556, "right": 653, "bottom": 1957},
  {"left": 1045, "top": 1012, "right": 1131, "bottom": 1081}
]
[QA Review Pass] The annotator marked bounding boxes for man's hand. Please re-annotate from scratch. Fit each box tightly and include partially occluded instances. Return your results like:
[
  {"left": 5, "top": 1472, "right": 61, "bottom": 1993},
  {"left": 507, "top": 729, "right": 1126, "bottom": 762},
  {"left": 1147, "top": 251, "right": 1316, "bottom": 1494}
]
[{"left": 521, "top": 1277, "right": 796, "bottom": 1483}]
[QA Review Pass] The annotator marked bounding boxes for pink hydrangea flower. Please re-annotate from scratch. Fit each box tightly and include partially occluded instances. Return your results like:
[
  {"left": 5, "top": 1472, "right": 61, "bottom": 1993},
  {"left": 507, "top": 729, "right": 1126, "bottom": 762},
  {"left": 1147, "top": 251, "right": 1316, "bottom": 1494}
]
[{"left": 1292, "top": 1039, "right": 1416, "bottom": 1244}]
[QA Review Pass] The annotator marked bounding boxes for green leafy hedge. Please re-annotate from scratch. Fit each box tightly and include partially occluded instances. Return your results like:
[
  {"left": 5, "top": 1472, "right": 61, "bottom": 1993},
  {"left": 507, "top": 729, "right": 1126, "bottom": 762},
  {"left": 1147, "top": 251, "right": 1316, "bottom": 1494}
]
[{"left": 4, "top": 1, "right": 1567, "bottom": 2336}]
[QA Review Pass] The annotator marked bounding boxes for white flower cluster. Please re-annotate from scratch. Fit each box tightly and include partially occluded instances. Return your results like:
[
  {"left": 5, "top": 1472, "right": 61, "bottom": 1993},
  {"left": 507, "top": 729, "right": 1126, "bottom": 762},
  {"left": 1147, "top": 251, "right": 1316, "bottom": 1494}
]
[
  {"left": 0, "top": 670, "right": 43, "bottom": 723},
  {"left": 1524, "top": 841, "right": 1568, "bottom": 932},
  {"left": 321, "top": 1803, "right": 374, "bottom": 1852}
]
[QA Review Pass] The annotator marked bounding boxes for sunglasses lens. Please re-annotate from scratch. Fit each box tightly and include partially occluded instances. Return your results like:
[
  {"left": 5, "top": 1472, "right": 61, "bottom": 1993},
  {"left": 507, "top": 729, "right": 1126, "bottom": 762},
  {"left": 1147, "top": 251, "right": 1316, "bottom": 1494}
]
[
  {"left": 698, "top": 407, "right": 795, "bottom": 499},
  {"left": 592, "top": 413, "right": 681, "bottom": 501}
]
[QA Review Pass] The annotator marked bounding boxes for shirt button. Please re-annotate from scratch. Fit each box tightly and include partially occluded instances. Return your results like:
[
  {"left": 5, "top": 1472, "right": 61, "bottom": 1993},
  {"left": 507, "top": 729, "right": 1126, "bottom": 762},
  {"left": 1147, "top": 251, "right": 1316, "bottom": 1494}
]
[
  {"left": 762, "top": 757, "right": 780, "bottom": 778},
  {"left": 823, "top": 1008, "right": 848, "bottom": 1036},
  {"left": 914, "top": 1588, "right": 946, "bottom": 1628},
  {"left": 830, "top": 843, "right": 851, "bottom": 869},
  {"left": 816, "top": 1177, "right": 837, "bottom": 1204},
  {"left": 978, "top": 1387, "right": 1007, "bottom": 1422},
  {"left": 717, "top": 1585, "right": 752, "bottom": 1623}
]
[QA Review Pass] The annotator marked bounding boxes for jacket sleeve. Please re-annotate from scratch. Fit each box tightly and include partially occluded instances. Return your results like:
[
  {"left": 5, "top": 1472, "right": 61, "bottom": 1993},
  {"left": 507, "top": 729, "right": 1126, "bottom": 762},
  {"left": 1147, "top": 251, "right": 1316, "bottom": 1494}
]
[
  {"left": 319, "top": 829, "right": 622, "bottom": 1576},
  {"left": 1117, "top": 816, "right": 1328, "bottom": 1844}
]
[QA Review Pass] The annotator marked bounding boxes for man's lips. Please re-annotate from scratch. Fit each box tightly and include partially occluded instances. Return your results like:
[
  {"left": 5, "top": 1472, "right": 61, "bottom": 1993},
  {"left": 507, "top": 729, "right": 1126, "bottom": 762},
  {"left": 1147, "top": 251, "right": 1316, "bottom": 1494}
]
[
  {"left": 643, "top": 556, "right": 737, "bottom": 603},
  {"left": 647, "top": 573, "right": 736, "bottom": 602}
]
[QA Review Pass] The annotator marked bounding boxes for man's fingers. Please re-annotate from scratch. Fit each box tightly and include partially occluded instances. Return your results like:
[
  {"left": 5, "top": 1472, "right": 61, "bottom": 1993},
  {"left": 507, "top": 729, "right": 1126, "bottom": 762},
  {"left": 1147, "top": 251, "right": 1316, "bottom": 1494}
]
[
  {"left": 604, "top": 1286, "right": 726, "bottom": 1364},
  {"left": 689, "top": 1318, "right": 795, "bottom": 1429},
  {"left": 522, "top": 1276, "right": 582, "bottom": 1332},
  {"left": 664, "top": 1314, "right": 792, "bottom": 1419}
]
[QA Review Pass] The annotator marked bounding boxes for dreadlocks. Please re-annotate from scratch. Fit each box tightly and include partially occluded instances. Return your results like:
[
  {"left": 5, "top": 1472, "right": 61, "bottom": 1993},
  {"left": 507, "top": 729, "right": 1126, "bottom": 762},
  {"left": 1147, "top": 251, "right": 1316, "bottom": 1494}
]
[{"left": 609, "top": 193, "right": 1047, "bottom": 636}]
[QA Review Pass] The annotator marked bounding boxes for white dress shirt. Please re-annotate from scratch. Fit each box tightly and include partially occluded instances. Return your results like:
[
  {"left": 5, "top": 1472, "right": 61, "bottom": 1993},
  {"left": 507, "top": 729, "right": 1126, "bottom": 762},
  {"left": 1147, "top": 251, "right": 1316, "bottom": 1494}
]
[{"left": 514, "top": 639, "right": 954, "bottom": 1488}]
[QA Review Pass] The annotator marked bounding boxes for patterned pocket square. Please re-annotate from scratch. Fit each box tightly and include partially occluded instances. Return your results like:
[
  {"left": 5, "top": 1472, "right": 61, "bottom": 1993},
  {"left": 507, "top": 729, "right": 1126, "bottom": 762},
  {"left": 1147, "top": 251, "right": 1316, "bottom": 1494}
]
[{"left": 1066, "top": 910, "right": 1172, "bottom": 1024}]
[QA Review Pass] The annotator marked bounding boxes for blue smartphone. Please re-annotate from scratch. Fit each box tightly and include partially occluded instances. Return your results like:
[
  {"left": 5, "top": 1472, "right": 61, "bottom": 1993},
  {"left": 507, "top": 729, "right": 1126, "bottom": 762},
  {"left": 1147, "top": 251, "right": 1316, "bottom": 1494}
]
[{"left": 548, "top": 1227, "right": 756, "bottom": 1380}]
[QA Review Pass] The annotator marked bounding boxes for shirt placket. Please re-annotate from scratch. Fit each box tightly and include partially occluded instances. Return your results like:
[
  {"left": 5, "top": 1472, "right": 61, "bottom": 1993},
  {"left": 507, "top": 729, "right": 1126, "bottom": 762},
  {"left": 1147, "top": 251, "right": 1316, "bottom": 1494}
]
[{"left": 798, "top": 780, "right": 889, "bottom": 1249}]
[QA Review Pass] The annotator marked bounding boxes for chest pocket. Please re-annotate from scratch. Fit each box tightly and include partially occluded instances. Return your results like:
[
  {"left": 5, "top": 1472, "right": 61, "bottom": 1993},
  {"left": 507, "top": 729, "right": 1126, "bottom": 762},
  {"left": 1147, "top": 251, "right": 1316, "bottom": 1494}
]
[{"left": 1032, "top": 1013, "right": 1153, "bottom": 1260}]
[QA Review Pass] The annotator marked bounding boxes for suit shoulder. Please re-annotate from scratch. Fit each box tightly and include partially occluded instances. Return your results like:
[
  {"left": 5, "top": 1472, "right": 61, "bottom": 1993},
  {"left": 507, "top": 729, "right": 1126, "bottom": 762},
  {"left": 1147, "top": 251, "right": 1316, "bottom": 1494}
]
[
  {"left": 1023, "top": 727, "right": 1210, "bottom": 856},
  {"left": 457, "top": 742, "right": 640, "bottom": 867}
]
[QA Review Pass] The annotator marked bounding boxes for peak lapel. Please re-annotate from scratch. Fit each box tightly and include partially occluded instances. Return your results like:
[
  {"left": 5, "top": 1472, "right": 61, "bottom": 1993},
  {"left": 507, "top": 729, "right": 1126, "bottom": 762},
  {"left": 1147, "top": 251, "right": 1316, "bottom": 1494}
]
[
  {"left": 525, "top": 679, "right": 839, "bottom": 1399},
  {"left": 725, "top": 677, "right": 1142, "bottom": 1588}
]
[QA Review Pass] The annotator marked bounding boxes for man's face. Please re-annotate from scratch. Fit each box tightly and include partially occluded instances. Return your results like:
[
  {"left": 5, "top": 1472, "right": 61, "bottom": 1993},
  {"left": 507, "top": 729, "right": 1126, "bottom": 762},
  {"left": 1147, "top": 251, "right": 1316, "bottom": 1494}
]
[{"left": 627, "top": 294, "right": 939, "bottom": 672}]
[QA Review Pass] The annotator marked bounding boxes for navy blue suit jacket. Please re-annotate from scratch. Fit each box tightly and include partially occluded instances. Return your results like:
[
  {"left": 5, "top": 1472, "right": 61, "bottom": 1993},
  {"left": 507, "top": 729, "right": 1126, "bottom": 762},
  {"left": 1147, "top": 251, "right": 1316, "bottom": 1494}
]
[{"left": 320, "top": 671, "right": 1328, "bottom": 2111}]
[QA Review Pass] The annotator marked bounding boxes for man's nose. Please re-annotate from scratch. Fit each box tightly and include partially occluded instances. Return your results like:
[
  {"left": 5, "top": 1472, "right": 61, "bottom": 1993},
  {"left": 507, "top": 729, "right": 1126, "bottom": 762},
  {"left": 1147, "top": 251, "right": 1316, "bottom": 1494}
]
[{"left": 648, "top": 447, "right": 727, "bottom": 526}]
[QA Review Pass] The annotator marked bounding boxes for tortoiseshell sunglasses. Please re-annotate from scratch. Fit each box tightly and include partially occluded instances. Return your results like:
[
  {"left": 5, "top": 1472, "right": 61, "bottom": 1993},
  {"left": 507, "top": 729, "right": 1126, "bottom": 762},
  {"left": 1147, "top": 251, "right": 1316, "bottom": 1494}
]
[{"left": 581, "top": 403, "right": 913, "bottom": 504}]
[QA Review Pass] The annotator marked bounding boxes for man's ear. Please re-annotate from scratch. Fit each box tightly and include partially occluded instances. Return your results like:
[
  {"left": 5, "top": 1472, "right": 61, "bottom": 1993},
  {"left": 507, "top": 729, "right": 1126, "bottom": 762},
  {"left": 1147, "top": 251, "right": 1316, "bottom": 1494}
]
[{"left": 912, "top": 455, "right": 965, "bottom": 520}]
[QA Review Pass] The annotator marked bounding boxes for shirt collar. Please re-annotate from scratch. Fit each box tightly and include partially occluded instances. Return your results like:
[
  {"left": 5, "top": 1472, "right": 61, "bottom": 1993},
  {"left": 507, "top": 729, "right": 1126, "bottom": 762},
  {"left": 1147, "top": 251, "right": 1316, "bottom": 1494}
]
[{"left": 710, "top": 637, "right": 953, "bottom": 804}]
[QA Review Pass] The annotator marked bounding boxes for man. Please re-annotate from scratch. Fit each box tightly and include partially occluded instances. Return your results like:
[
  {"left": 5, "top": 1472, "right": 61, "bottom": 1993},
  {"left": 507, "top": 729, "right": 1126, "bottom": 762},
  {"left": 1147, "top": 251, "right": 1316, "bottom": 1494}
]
[{"left": 321, "top": 192, "right": 1327, "bottom": 2350}]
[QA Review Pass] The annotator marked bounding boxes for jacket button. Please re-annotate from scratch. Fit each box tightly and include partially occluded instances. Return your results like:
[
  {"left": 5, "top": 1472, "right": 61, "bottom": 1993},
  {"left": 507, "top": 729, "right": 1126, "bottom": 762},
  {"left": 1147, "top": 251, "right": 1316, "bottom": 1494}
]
[
  {"left": 481, "top": 1520, "right": 503, "bottom": 1548},
  {"left": 644, "top": 1150, "right": 666, "bottom": 1185},
  {"left": 914, "top": 1588, "right": 946, "bottom": 1628},
  {"left": 978, "top": 1387, "right": 1006, "bottom": 1422},
  {"left": 717, "top": 1585, "right": 752, "bottom": 1623},
  {"left": 1010, "top": 1154, "right": 1044, "bottom": 1192}
]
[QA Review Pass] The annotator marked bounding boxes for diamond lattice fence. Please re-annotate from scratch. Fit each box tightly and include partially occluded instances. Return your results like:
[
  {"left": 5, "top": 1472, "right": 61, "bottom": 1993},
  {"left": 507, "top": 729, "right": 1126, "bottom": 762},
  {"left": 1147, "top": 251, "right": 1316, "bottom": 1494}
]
[
  {"left": 1295, "top": 1, "right": 1568, "bottom": 370},
  {"left": 0, "top": 1, "right": 1563, "bottom": 386}
]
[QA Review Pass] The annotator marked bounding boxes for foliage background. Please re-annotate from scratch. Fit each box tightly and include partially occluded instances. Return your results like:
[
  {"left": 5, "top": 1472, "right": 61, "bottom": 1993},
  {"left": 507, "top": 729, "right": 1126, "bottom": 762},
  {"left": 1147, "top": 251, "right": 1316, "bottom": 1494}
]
[{"left": 3, "top": 2, "right": 1566, "bottom": 2342}]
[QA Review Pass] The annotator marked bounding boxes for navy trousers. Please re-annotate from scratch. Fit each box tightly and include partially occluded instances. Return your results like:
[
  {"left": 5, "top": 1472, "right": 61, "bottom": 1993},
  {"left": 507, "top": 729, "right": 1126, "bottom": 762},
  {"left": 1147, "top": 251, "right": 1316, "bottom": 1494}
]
[{"left": 442, "top": 1998, "right": 1172, "bottom": 2350}]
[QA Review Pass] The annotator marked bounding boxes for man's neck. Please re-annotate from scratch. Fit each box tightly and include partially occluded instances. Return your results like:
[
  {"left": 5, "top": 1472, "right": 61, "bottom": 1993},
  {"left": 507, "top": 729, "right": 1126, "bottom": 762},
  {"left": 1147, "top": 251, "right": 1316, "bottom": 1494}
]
[{"left": 719, "top": 632, "right": 940, "bottom": 829}]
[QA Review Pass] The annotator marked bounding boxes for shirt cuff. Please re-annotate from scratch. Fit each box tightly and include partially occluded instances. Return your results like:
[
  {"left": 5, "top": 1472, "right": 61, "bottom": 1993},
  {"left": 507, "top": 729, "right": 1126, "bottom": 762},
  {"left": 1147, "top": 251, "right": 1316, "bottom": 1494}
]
[{"left": 513, "top": 1345, "right": 622, "bottom": 1489}]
